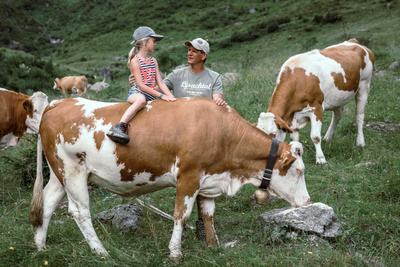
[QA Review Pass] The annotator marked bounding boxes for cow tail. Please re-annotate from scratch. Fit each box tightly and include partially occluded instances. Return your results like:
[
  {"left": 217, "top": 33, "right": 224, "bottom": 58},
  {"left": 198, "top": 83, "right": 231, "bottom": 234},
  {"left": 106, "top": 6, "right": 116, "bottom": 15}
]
[{"left": 29, "top": 134, "right": 44, "bottom": 227}]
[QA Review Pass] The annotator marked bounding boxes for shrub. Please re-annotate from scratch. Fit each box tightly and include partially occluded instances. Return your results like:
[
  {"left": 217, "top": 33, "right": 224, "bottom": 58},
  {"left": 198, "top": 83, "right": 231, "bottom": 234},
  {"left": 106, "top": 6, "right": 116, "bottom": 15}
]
[{"left": 0, "top": 51, "right": 64, "bottom": 93}]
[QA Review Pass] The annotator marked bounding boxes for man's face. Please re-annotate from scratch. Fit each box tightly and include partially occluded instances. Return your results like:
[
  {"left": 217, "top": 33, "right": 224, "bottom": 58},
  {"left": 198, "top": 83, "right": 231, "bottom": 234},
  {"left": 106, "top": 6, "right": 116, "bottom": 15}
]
[{"left": 187, "top": 45, "right": 207, "bottom": 65}]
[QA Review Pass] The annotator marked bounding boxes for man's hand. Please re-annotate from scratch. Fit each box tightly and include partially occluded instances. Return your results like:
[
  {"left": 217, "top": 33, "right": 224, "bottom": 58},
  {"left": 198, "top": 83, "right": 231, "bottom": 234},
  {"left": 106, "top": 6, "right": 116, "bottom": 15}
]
[
  {"left": 214, "top": 98, "right": 227, "bottom": 106},
  {"left": 129, "top": 74, "right": 136, "bottom": 87}
]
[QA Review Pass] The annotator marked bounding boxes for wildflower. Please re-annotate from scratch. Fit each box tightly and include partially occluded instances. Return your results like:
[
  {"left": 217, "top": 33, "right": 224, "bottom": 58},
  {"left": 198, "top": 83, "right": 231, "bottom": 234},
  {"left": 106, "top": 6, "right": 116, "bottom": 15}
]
[
  {"left": 308, "top": 251, "right": 312, "bottom": 255},
  {"left": 9, "top": 247, "right": 14, "bottom": 250},
  {"left": 44, "top": 261, "right": 49, "bottom": 265}
]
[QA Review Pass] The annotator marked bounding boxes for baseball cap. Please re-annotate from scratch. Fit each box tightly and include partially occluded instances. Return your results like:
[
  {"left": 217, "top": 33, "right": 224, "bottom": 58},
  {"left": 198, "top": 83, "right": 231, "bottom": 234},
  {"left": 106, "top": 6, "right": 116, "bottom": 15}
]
[
  {"left": 184, "top": 38, "right": 210, "bottom": 54},
  {"left": 131, "top": 26, "right": 164, "bottom": 44}
]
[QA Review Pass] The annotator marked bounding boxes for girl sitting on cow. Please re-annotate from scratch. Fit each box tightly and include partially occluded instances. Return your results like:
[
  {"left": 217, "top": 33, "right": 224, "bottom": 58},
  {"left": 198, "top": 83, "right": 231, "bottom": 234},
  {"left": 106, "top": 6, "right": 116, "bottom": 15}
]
[{"left": 107, "top": 26, "right": 176, "bottom": 144}]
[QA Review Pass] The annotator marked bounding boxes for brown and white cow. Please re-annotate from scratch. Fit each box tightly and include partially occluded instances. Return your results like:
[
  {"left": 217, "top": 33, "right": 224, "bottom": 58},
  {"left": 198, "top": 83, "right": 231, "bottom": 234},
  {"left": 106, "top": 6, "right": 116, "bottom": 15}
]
[
  {"left": 29, "top": 97, "right": 310, "bottom": 261},
  {"left": 0, "top": 88, "right": 48, "bottom": 151},
  {"left": 53, "top": 75, "right": 88, "bottom": 96},
  {"left": 257, "top": 39, "right": 374, "bottom": 165}
]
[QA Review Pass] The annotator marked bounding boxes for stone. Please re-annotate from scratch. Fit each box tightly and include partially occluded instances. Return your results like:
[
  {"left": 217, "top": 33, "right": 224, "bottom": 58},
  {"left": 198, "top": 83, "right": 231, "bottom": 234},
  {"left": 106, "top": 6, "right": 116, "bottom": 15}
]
[
  {"left": 88, "top": 82, "right": 110, "bottom": 92},
  {"left": 389, "top": 61, "right": 399, "bottom": 70},
  {"left": 95, "top": 204, "right": 142, "bottom": 233},
  {"left": 98, "top": 67, "right": 113, "bottom": 81},
  {"left": 259, "top": 202, "right": 342, "bottom": 238}
]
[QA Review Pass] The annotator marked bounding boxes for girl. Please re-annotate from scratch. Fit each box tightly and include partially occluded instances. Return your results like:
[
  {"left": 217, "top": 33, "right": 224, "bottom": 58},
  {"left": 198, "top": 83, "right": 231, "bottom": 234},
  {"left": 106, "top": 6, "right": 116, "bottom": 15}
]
[{"left": 107, "top": 26, "right": 176, "bottom": 144}]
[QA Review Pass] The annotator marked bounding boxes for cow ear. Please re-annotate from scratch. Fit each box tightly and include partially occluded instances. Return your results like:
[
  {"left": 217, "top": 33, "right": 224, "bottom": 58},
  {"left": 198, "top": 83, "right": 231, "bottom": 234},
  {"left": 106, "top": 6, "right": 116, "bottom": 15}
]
[
  {"left": 275, "top": 115, "right": 293, "bottom": 133},
  {"left": 280, "top": 153, "right": 296, "bottom": 170},
  {"left": 23, "top": 99, "right": 33, "bottom": 113}
]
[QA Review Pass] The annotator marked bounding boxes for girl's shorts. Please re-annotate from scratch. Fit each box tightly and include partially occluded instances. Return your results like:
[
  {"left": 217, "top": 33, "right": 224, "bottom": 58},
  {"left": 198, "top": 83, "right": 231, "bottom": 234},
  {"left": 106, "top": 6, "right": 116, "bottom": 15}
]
[{"left": 127, "top": 88, "right": 155, "bottom": 102}]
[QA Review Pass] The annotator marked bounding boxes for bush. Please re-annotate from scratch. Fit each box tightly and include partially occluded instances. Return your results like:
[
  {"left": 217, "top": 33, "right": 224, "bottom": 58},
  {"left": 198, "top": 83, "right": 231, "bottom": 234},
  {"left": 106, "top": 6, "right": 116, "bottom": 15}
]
[
  {"left": 0, "top": 51, "right": 63, "bottom": 93},
  {"left": 156, "top": 49, "right": 180, "bottom": 73}
]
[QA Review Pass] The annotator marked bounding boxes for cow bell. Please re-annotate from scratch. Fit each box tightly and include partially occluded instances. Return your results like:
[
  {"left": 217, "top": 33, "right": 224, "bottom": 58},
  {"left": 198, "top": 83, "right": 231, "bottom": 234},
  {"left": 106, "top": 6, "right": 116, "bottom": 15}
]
[{"left": 254, "top": 189, "right": 270, "bottom": 205}]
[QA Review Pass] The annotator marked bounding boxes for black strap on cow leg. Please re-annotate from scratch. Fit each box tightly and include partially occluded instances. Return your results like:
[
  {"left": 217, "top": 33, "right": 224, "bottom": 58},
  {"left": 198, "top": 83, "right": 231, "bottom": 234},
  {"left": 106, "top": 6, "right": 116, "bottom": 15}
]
[{"left": 259, "top": 138, "right": 279, "bottom": 190}]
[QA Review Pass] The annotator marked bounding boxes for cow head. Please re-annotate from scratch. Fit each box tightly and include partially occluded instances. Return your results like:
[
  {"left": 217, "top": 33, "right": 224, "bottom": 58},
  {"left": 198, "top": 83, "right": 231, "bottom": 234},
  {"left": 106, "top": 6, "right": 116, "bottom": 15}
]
[
  {"left": 53, "top": 78, "right": 60, "bottom": 90},
  {"left": 25, "top": 92, "right": 49, "bottom": 134},
  {"left": 257, "top": 112, "right": 292, "bottom": 141},
  {"left": 268, "top": 141, "right": 310, "bottom": 207}
]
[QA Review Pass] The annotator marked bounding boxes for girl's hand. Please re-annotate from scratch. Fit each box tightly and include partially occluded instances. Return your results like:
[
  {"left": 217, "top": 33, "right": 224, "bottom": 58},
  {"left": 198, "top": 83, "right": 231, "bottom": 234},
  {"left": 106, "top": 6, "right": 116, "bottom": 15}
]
[{"left": 161, "top": 94, "right": 176, "bottom": 101}]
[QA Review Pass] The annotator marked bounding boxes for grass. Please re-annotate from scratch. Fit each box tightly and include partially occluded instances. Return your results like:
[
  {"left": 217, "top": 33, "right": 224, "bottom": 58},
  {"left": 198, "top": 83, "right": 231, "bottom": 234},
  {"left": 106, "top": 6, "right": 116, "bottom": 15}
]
[{"left": 1, "top": 0, "right": 400, "bottom": 266}]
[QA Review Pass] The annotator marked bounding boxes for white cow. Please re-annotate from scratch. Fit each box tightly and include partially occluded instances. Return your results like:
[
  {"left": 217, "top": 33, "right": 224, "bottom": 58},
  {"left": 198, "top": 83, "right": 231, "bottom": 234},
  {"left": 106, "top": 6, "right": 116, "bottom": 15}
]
[{"left": 257, "top": 39, "right": 374, "bottom": 165}]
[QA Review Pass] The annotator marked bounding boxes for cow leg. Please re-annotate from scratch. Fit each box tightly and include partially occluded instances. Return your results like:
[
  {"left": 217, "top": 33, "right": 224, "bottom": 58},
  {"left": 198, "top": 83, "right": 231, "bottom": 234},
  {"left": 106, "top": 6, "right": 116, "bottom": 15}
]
[
  {"left": 355, "top": 80, "right": 370, "bottom": 147},
  {"left": 323, "top": 107, "right": 343, "bottom": 142},
  {"left": 64, "top": 172, "right": 108, "bottom": 256},
  {"left": 169, "top": 174, "right": 200, "bottom": 261},
  {"left": 309, "top": 111, "right": 326, "bottom": 165},
  {"left": 197, "top": 195, "right": 218, "bottom": 247},
  {"left": 34, "top": 171, "right": 66, "bottom": 250}
]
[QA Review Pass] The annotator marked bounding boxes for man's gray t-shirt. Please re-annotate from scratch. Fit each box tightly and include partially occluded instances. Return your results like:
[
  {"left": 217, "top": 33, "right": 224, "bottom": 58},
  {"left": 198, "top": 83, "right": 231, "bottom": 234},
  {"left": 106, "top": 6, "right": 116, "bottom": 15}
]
[{"left": 163, "top": 67, "right": 223, "bottom": 98}]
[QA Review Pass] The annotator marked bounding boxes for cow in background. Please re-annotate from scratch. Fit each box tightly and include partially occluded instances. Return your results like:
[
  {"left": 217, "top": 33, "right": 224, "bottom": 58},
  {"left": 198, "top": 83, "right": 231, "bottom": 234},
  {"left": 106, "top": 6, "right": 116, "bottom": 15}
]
[
  {"left": 0, "top": 88, "right": 48, "bottom": 151},
  {"left": 53, "top": 75, "right": 88, "bottom": 96},
  {"left": 30, "top": 97, "right": 310, "bottom": 261},
  {"left": 256, "top": 39, "right": 374, "bottom": 165}
]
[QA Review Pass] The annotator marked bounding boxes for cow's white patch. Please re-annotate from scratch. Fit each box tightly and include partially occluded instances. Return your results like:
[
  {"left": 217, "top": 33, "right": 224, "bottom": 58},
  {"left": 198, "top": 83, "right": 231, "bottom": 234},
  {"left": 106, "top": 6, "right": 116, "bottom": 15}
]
[
  {"left": 198, "top": 172, "right": 259, "bottom": 198},
  {"left": 25, "top": 91, "right": 48, "bottom": 134},
  {"left": 89, "top": 154, "right": 178, "bottom": 198},
  {"left": 75, "top": 98, "right": 118, "bottom": 118},
  {"left": 144, "top": 103, "right": 153, "bottom": 111}
]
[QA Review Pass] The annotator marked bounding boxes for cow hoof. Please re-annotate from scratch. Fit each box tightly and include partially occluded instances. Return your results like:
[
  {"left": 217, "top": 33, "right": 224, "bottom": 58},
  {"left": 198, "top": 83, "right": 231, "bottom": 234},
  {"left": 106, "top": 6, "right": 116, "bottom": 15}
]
[
  {"left": 356, "top": 142, "right": 365, "bottom": 147},
  {"left": 93, "top": 247, "right": 109, "bottom": 256},
  {"left": 316, "top": 160, "right": 327, "bottom": 166},
  {"left": 169, "top": 253, "right": 184, "bottom": 263}
]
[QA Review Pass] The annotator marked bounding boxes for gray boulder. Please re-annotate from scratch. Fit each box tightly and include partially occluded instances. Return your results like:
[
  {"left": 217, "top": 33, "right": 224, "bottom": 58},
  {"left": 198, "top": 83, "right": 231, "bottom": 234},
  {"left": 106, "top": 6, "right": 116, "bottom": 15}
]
[
  {"left": 98, "top": 67, "right": 114, "bottom": 81},
  {"left": 95, "top": 204, "right": 142, "bottom": 233},
  {"left": 88, "top": 82, "right": 110, "bottom": 93},
  {"left": 259, "top": 202, "right": 342, "bottom": 238}
]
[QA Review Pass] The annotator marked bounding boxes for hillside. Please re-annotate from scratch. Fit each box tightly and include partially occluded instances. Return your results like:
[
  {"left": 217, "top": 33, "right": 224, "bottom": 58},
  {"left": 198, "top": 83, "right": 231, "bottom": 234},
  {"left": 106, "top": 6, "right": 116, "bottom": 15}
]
[{"left": 1, "top": 0, "right": 399, "bottom": 94}]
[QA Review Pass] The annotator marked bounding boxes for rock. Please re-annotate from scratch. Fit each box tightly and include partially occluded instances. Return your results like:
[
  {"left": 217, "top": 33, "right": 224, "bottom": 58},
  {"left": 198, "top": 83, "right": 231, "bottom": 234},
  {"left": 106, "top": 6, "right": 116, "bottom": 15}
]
[
  {"left": 98, "top": 67, "right": 114, "bottom": 81},
  {"left": 389, "top": 61, "right": 399, "bottom": 70},
  {"left": 375, "top": 70, "right": 387, "bottom": 77},
  {"left": 259, "top": 202, "right": 342, "bottom": 238},
  {"left": 88, "top": 82, "right": 110, "bottom": 92},
  {"left": 95, "top": 204, "right": 142, "bottom": 233},
  {"left": 113, "top": 56, "right": 127, "bottom": 62},
  {"left": 174, "top": 64, "right": 189, "bottom": 70},
  {"left": 366, "top": 121, "right": 400, "bottom": 132}
]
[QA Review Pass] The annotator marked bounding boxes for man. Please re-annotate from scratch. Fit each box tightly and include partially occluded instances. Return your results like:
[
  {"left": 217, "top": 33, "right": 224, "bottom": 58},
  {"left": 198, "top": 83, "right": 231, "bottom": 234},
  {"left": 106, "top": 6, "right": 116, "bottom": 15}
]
[
  {"left": 129, "top": 38, "right": 227, "bottom": 239},
  {"left": 130, "top": 37, "right": 227, "bottom": 106}
]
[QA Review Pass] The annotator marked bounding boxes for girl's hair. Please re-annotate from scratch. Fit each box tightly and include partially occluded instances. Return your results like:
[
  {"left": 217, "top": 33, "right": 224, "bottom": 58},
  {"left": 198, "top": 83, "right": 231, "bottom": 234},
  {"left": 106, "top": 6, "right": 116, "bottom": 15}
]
[{"left": 127, "top": 36, "right": 151, "bottom": 69}]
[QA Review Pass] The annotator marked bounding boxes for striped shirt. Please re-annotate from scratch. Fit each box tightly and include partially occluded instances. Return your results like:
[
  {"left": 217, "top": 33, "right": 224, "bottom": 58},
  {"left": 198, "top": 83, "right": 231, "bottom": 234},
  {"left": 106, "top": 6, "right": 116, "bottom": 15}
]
[{"left": 128, "top": 55, "right": 157, "bottom": 101}]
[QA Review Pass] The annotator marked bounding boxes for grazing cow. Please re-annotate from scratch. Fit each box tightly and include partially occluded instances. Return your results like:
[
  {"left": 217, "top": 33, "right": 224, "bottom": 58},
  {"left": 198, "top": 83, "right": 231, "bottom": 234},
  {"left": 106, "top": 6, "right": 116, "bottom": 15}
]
[
  {"left": 257, "top": 39, "right": 374, "bottom": 165},
  {"left": 53, "top": 75, "right": 88, "bottom": 96},
  {"left": 29, "top": 97, "right": 310, "bottom": 261},
  {"left": 0, "top": 88, "right": 48, "bottom": 151}
]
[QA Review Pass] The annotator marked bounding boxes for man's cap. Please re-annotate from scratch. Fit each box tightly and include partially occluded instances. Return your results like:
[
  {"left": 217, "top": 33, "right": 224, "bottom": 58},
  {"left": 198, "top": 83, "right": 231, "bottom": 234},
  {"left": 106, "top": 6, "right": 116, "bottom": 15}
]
[
  {"left": 131, "top": 26, "right": 164, "bottom": 44},
  {"left": 184, "top": 38, "right": 210, "bottom": 54}
]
